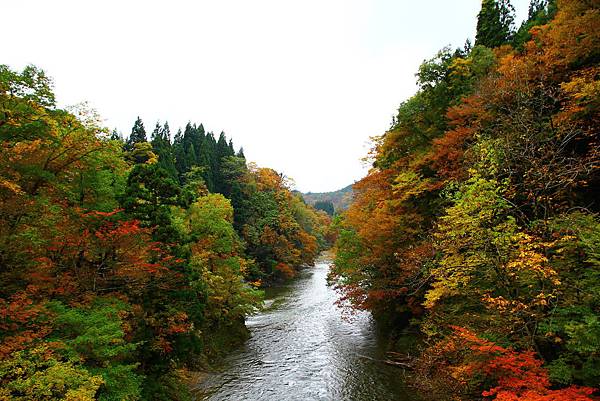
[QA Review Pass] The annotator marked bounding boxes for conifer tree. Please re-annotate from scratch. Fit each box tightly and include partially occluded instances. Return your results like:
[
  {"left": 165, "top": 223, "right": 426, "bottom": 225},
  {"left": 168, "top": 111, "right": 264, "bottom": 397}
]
[
  {"left": 217, "top": 132, "right": 231, "bottom": 159},
  {"left": 173, "top": 128, "right": 187, "bottom": 179},
  {"left": 150, "top": 121, "right": 162, "bottom": 142},
  {"left": 151, "top": 121, "right": 178, "bottom": 179},
  {"left": 203, "top": 132, "right": 217, "bottom": 192},
  {"left": 110, "top": 128, "right": 123, "bottom": 141},
  {"left": 192, "top": 124, "right": 206, "bottom": 165},
  {"left": 475, "top": 0, "right": 515, "bottom": 48},
  {"left": 214, "top": 132, "right": 232, "bottom": 193},
  {"left": 126, "top": 116, "right": 147, "bottom": 151}
]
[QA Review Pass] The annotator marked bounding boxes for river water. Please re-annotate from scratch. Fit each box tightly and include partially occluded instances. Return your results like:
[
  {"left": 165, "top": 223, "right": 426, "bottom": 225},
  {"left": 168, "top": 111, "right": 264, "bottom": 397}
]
[{"left": 192, "top": 258, "right": 420, "bottom": 401}]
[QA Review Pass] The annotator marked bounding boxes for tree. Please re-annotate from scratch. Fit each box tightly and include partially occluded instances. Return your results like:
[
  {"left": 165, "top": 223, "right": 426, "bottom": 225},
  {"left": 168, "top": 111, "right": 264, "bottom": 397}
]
[
  {"left": 125, "top": 117, "right": 147, "bottom": 151},
  {"left": 213, "top": 131, "right": 234, "bottom": 194},
  {"left": 415, "top": 326, "right": 597, "bottom": 400},
  {"left": 0, "top": 64, "right": 55, "bottom": 110},
  {"left": 335, "top": 1, "right": 600, "bottom": 398},
  {"left": 513, "top": 0, "right": 557, "bottom": 48},
  {"left": 172, "top": 128, "right": 187, "bottom": 180},
  {"left": 0, "top": 62, "right": 331, "bottom": 400},
  {"left": 48, "top": 299, "right": 143, "bottom": 401},
  {"left": 110, "top": 128, "right": 123, "bottom": 141},
  {"left": 120, "top": 163, "right": 181, "bottom": 242},
  {"left": 0, "top": 346, "right": 104, "bottom": 401},
  {"left": 314, "top": 200, "right": 334, "bottom": 216},
  {"left": 151, "top": 121, "right": 178, "bottom": 180},
  {"left": 475, "top": 0, "right": 516, "bottom": 48}
]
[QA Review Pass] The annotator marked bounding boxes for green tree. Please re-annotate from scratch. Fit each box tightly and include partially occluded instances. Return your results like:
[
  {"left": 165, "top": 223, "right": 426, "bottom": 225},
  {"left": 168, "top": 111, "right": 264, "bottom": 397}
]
[
  {"left": 314, "top": 200, "right": 334, "bottom": 216},
  {"left": 475, "top": 0, "right": 516, "bottom": 48},
  {"left": 0, "top": 347, "right": 103, "bottom": 401},
  {"left": 120, "top": 163, "right": 181, "bottom": 242},
  {"left": 48, "top": 299, "right": 143, "bottom": 401},
  {"left": 172, "top": 128, "right": 187, "bottom": 180},
  {"left": 125, "top": 117, "right": 147, "bottom": 152},
  {"left": 214, "top": 132, "right": 234, "bottom": 194},
  {"left": 110, "top": 129, "right": 123, "bottom": 141},
  {"left": 151, "top": 121, "right": 178, "bottom": 180}
]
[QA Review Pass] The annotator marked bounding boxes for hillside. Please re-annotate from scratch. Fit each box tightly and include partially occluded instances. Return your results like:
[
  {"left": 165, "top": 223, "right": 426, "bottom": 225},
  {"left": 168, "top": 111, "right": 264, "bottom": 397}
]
[
  {"left": 302, "top": 184, "right": 354, "bottom": 213},
  {"left": 331, "top": 0, "right": 600, "bottom": 399}
]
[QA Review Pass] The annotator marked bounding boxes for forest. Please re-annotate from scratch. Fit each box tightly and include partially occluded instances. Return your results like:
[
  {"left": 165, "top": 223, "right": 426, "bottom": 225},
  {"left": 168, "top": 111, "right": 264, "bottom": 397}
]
[
  {"left": 0, "top": 65, "right": 331, "bottom": 399},
  {"left": 331, "top": 0, "right": 600, "bottom": 399},
  {"left": 2, "top": 0, "right": 600, "bottom": 400}
]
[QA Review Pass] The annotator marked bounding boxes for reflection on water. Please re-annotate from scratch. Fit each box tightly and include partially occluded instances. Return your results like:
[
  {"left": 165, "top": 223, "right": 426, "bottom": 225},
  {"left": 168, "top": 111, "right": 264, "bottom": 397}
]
[{"left": 191, "top": 260, "right": 419, "bottom": 401}]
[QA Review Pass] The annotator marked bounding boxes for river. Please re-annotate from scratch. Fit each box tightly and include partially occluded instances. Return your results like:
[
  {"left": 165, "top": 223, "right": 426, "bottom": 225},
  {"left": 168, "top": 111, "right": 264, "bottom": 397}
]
[{"left": 191, "top": 257, "right": 420, "bottom": 401}]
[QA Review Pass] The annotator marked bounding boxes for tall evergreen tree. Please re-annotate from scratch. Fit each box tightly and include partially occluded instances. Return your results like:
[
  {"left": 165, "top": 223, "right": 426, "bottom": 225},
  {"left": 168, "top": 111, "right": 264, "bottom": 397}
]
[
  {"left": 173, "top": 128, "right": 187, "bottom": 180},
  {"left": 120, "top": 162, "right": 181, "bottom": 243},
  {"left": 214, "top": 132, "right": 233, "bottom": 194},
  {"left": 181, "top": 123, "right": 198, "bottom": 169},
  {"left": 219, "top": 155, "right": 250, "bottom": 229},
  {"left": 217, "top": 132, "right": 233, "bottom": 159},
  {"left": 151, "top": 121, "right": 178, "bottom": 180},
  {"left": 203, "top": 132, "right": 217, "bottom": 192},
  {"left": 475, "top": 0, "right": 515, "bottom": 48},
  {"left": 150, "top": 121, "right": 162, "bottom": 142},
  {"left": 126, "top": 116, "right": 147, "bottom": 151},
  {"left": 192, "top": 124, "right": 206, "bottom": 165}
]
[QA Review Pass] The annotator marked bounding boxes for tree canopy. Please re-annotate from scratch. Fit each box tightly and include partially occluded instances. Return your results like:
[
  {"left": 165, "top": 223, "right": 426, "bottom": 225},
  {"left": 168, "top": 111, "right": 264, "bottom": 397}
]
[
  {"left": 0, "top": 64, "right": 331, "bottom": 400},
  {"left": 332, "top": 0, "right": 600, "bottom": 399}
]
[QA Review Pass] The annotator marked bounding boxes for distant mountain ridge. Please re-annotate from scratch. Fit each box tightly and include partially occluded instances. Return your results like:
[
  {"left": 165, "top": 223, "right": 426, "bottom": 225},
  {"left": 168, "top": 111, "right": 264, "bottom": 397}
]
[{"left": 302, "top": 184, "right": 354, "bottom": 213}]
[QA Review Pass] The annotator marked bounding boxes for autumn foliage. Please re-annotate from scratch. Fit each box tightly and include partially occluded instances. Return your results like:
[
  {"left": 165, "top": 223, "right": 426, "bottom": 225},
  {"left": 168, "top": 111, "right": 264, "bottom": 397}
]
[
  {"left": 0, "top": 64, "right": 329, "bottom": 399},
  {"left": 415, "top": 326, "right": 597, "bottom": 400},
  {"left": 332, "top": 0, "right": 600, "bottom": 399}
]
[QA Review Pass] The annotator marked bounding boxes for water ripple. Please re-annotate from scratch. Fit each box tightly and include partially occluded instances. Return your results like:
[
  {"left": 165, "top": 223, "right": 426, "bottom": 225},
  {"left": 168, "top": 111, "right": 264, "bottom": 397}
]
[{"left": 192, "top": 261, "right": 418, "bottom": 401}]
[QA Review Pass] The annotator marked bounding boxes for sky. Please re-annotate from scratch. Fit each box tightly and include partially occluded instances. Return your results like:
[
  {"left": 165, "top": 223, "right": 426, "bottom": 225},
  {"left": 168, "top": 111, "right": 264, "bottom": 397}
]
[{"left": 3, "top": 0, "right": 530, "bottom": 192}]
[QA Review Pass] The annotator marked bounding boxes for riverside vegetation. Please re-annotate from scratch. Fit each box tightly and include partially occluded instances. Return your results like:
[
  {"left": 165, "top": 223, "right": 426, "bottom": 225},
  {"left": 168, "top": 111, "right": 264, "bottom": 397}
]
[
  {"left": 0, "top": 65, "right": 332, "bottom": 399},
  {"left": 331, "top": 0, "right": 600, "bottom": 400},
  {"left": 2, "top": 0, "right": 600, "bottom": 400}
]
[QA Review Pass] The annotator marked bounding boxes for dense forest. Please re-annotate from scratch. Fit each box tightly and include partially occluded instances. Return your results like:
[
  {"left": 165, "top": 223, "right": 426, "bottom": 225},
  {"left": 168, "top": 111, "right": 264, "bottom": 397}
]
[
  {"left": 332, "top": 0, "right": 600, "bottom": 400},
  {"left": 0, "top": 65, "right": 331, "bottom": 400},
  {"left": 2, "top": 0, "right": 600, "bottom": 400}
]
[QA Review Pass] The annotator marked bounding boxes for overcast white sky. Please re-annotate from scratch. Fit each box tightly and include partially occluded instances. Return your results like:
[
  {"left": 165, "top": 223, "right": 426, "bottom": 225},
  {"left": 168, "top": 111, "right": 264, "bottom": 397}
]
[{"left": 3, "top": 0, "right": 529, "bottom": 192}]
